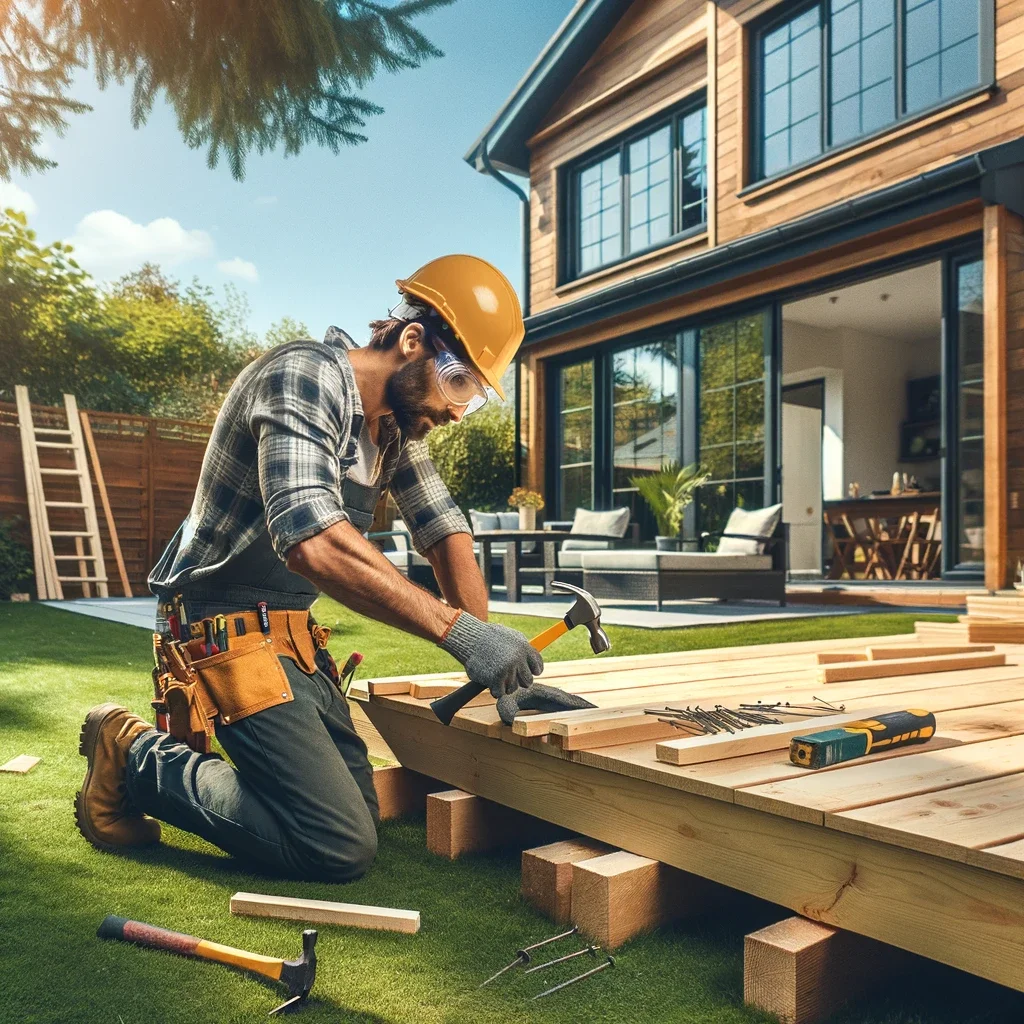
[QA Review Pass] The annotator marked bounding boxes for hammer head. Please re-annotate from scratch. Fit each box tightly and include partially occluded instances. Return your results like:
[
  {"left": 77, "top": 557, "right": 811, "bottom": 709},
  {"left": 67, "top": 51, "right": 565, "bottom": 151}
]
[
  {"left": 551, "top": 581, "right": 611, "bottom": 655},
  {"left": 273, "top": 929, "right": 317, "bottom": 1014}
]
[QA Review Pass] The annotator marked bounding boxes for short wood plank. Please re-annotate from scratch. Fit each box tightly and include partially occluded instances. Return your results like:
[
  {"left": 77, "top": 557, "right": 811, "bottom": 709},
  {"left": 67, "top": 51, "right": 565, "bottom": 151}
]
[
  {"left": 828, "top": 773, "right": 1024, "bottom": 861},
  {"left": 0, "top": 755, "right": 40, "bottom": 774},
  {"left": 817, "top": 652, "right": 1005, "bottom": 684},
  {"left": 865, "top": 644, "right": 995, "bottom": 660},
  {"left": 521, "top": 838, "right": 612, "bottom": 923},
  {"left": 367, "top": 680, "right": 414, "bottom": 696},
  {"left": 968, "top": 622, "right": 1024, "bottom": 644},
  {"left": 230, "top": 892, "right": 420, "bottom": 934},
  {"left": 655, "top": 708, "right": 898, "bottom": 767},
  {"left": 815, "top": 652, "right": 868, "bottom": 664},
  {"left": 737, "top": 733, "right": 1024, "bottom": 824}
]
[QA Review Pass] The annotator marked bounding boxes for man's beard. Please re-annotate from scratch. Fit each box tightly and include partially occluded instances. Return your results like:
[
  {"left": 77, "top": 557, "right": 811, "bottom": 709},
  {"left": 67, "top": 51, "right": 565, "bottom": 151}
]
[{"left": 386, "top": 359, "right": 451, "bottom": 441}]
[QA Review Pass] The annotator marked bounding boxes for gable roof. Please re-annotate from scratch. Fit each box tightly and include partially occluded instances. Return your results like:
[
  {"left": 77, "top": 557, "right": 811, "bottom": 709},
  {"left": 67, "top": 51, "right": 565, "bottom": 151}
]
[{"left": 464, "top": 0, "right": 633, "bottom": 177}]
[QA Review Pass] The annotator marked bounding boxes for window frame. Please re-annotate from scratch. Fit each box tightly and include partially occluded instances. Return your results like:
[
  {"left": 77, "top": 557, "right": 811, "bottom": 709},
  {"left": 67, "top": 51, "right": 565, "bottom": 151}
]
[
  {"left": 561, "top": 95, "right": 708, "bottom": 284},
  {"left": 749, "top": 0, "right": 995, "bottom": 185}
]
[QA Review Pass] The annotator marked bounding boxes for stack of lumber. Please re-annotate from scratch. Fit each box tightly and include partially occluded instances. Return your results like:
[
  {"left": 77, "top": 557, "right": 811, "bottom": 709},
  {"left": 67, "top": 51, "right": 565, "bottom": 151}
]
[{"left": 915, "top": 593, "right": 1024, "bottom": 644}]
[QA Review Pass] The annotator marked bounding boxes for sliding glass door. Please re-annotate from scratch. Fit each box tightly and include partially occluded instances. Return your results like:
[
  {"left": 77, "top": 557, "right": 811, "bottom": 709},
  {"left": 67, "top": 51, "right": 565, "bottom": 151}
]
[{"left": 555, "top": 360, "right": 595, "bottom": 518}]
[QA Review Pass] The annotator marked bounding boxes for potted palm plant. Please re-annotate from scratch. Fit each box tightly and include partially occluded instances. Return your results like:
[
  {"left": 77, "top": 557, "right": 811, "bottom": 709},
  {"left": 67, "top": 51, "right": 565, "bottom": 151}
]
[{"left": 629, "top": 462, "right": 710, "bottom": 551}]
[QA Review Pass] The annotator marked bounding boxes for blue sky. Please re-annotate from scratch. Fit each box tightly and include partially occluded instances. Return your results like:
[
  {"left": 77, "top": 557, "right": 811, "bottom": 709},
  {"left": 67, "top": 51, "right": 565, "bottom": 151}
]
[{"left": 2, "top": 0, "right": 574, "bottom": 340}]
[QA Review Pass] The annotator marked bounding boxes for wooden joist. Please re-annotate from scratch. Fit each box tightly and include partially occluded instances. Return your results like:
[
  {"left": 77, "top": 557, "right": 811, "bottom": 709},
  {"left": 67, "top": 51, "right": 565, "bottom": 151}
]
[
  {"left": 372, "top": 764, "right": 443, "bottom": 821},
  {"left": 426, "top": 790, "right": 561, "bottom": 859},
  {"left": 570, "top": 851, "right": 723, "bottom": 949},
  {"left": 817, "top": 651, "right": 1005, "bottom": 684},
  {"left": 230, "top": 892, "right": 420, "bottom": 934},
  {"left": 744, "top": 917, "right": 909, "bottom": 1024},
  {"left": 521, "top": 838, "right": 612, "bottom": 923}
]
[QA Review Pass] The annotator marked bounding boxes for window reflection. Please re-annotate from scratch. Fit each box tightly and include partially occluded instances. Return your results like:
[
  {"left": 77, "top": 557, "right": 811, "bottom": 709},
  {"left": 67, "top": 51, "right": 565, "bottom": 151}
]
[{"left": 956, "top": 259, "right": 984, "bottom": 565}]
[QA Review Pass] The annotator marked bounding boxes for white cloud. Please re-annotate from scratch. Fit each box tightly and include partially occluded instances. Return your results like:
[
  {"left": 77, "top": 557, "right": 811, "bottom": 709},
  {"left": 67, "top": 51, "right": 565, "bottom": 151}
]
[
  {"left": 254, "top": 196, "right": 278, "bottom": 206},
  {"left": 67, "top": 210, "right": 214, "bottom": 280},
  {"left": 0, "top": 182, "right": 37, "bottom": 215},
  {"left": 217, "top": 257, "right": 259, "bottom": 283}
]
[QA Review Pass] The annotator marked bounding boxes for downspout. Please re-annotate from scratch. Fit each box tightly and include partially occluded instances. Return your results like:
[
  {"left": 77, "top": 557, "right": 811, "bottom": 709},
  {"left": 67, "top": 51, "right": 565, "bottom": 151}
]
[{"left": 480, "top": 138, "right": 529, "bottom": 489}]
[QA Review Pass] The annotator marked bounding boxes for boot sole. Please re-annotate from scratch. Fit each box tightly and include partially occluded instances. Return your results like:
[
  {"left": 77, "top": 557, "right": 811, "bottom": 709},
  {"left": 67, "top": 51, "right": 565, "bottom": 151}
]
[{"left": 74, "top": 703, "right": 143, "bottom": 853}]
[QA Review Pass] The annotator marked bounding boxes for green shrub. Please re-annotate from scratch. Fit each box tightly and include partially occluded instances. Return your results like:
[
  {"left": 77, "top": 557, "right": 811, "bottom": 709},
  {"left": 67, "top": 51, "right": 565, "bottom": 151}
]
[
  {"left": 426, "top": 404, "right": 515, "bottom": 515},
  {"left": 0, "top": 517, "right": 33, "bottom": 599}
]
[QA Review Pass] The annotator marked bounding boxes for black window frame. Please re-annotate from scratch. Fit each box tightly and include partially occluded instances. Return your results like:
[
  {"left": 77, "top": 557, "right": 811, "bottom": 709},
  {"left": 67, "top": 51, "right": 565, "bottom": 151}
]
[
  {"left": 750, "top": 0, "right": 996, "bottom": 185},
  {"left": 560, "top": 95, "right": 708, "bottom": 284}
]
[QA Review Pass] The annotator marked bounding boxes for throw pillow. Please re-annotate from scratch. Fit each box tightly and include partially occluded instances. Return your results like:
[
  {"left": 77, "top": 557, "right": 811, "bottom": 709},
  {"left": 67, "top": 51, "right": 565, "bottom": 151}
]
[
  {"left": 563, "top": 506, "right": 631, "bottom": 552},
  {"left": 716, "top": 503, "right": 783, "bottom": 555}
]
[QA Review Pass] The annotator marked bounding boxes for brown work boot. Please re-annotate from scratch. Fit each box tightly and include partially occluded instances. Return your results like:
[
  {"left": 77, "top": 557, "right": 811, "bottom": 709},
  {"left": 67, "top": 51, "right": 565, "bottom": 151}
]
[{"left": 74, "top": 703, "right": 161, "bottom": 852}]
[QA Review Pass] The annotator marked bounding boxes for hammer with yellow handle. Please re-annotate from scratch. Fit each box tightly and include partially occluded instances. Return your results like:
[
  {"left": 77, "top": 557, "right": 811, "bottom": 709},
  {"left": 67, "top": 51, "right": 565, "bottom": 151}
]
[
  {"left": 431, "top": 581, "right": 610, "bottom": 726},
  {"left": 97, "top": 915, "right": 317, "bottom": 1015}
]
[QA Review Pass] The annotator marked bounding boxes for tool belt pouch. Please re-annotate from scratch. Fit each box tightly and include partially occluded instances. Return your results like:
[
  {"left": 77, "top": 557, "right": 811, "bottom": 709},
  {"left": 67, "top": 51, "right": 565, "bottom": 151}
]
[{"left": 189, "top": 634, "right": 295, "bottom": 728}]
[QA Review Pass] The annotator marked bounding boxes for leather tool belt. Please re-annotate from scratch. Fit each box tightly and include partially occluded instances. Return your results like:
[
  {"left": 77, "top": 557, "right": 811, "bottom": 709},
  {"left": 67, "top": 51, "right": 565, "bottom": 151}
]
[{"left": 151, "top": 610, "right": 334, "bottom": 754}]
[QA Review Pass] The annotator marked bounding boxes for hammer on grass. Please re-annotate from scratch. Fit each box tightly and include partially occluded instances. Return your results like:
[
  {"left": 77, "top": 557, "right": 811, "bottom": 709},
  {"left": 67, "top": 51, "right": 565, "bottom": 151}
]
[
  {"left": 97, "top": 915, "right": 317, "bottom": 1015},
  {"left": 431, "top": 581, "right": 610, "bottom": 726}
]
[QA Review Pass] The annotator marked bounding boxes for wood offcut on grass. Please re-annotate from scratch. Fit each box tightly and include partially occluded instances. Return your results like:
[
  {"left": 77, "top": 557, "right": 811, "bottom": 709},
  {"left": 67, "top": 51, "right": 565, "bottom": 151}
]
[{"left": 2, "top": 601, "right": 1022, "bottom": 1023}]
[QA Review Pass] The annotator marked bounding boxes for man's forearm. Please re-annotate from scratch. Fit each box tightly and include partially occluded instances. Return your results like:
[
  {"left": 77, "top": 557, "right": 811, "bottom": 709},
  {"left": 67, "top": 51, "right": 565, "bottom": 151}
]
[
  {"left": 286, "top": 521, "right": 457, "bottom": 642},
  {"left": 425, "top": 531, "right": 489, "bottom": 620}
]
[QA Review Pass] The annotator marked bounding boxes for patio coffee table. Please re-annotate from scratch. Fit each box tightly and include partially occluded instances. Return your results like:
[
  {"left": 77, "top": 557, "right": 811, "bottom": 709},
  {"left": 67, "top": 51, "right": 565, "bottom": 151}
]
[{"left": 472, "top": 530, "right": 619, "bottom": 602}]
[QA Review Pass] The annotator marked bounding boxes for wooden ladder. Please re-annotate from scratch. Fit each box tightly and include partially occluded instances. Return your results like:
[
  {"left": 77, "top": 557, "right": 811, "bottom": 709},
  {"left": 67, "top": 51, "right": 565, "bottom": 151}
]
[{"left": 15, "top": 386, "right": 109, "bottom": 600}]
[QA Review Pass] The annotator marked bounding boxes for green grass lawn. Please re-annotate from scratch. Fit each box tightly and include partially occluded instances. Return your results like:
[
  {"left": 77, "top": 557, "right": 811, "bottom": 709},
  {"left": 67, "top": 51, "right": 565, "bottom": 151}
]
[{"left": 2, "top": 600, "right": 1022, "bottom": 1024}]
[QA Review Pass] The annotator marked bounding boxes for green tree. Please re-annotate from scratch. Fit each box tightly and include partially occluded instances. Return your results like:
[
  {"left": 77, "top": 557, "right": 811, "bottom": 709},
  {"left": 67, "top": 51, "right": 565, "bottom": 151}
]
[
  {"left": 426, "top": 404, "right": 515, "bottom": 515},
  {"left": 2, "top": 0, "right": 453, "bottom": 180},
  {"left": 265, "top": 316, "right": 312, "bottom": 348}
]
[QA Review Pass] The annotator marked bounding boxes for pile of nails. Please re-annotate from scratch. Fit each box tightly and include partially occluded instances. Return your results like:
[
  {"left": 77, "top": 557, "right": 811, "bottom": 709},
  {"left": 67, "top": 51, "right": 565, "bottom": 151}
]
[
  {"left": 479, "top": 926, "right": 615, "bottom": 1000},
  {"left": 645, "top": 696, "right": 846, "bottom": 735}
]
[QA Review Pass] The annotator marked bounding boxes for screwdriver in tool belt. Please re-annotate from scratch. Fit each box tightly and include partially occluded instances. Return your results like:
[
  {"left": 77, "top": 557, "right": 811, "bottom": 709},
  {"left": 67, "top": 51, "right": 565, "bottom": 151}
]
[
  {"left": 215, "top": 614, "right": 228, "bottom": 652},
  {"left": 202, "top": 618, "right": 219, "bottom": 657}
]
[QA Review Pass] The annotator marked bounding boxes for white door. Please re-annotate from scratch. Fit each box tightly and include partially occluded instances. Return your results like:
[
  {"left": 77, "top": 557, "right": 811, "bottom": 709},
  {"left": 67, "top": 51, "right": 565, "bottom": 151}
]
[{"left": 782, "top": 402, "right": 823, "bottom": 573}]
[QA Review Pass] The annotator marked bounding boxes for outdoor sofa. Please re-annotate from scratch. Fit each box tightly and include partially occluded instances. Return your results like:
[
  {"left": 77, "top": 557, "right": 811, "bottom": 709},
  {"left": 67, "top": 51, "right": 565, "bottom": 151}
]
[
  {"left": 544, "top": 507, "right": 641, "bottom": 590},
  {"left": 580, "top": 504, "right": 788, "bottom": 610}
]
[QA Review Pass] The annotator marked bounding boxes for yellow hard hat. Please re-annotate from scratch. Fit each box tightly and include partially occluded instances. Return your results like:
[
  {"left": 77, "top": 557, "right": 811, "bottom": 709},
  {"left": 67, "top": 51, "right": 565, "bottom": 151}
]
[{"left": 396, "top": 254, "right": 524, "bottom": 401}]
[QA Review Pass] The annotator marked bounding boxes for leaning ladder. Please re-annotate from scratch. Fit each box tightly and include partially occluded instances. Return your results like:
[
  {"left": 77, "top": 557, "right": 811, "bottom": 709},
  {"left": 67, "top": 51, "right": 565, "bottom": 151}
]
[{"left": 15, "top": 386, "right": 109, "bottom": 600}]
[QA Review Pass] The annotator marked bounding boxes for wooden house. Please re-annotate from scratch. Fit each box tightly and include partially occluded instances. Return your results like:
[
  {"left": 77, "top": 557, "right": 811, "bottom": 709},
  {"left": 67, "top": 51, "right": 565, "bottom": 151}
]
[{"left": 466, "top": 0, "right": 1024, "bottom": 590}]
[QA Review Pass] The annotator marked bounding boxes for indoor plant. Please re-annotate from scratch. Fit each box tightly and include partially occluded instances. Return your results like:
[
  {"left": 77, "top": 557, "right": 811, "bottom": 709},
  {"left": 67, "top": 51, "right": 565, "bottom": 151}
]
[
  {"left": 629, "top": 462, "right": 710, "bottom": 551},
  {"left": 508, "top": 487, "right": 544, "bottom": 531}
]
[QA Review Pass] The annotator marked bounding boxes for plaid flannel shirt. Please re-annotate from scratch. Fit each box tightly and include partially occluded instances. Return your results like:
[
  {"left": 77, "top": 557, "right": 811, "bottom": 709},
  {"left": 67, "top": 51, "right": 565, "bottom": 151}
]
[{"left": 149, "top": 327, "right": 470, "bottom": 591}]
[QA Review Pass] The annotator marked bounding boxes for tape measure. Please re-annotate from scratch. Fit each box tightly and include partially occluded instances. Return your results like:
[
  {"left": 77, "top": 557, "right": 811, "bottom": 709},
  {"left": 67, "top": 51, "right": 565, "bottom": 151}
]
[{"left": 790, "top": 709, "right": 936, "bottom": 769}]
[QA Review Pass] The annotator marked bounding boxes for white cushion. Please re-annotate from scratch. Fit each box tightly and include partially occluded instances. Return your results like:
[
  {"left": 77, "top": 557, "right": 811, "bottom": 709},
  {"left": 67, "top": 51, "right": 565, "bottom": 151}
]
[
  {"left": 469, "top": 509, "right": 500, "bottom": 533},
  {"left": 556, "top": 550, "right": 586, "bottom": 569},
  {"left": 580, "top": 550, "right": 772, "bottom": 572},
  {"left": 717, "top": 503, "right": 783, "bottom": 555},
  {"left": 469, "top": 509, "right": 535, "bottom": 555},
  {"left": 563, "top": 507, "right": 630, "bottom": 552}
]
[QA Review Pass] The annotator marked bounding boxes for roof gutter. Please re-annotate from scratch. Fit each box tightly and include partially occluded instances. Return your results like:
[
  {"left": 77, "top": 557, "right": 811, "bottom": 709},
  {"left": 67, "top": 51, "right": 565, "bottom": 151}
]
[{"left": 479, "top": 137, "right": 530, "bottom": 487}]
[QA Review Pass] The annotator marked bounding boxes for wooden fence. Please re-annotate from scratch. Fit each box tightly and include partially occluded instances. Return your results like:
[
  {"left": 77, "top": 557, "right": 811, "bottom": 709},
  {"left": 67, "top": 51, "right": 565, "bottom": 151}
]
[{"left": 1, "top": 401, "right": 210, "bottom": 596}]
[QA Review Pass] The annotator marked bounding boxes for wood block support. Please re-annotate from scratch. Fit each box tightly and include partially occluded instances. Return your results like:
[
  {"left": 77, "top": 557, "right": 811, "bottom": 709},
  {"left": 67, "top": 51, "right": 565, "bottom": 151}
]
[
  {"left": 521, "top": 839, "right": 612, "bottom": 923},
  {"left": 744, "top": 916, "right": 907, "bottom": 1024},
  {"left": 372, "top": 764, "right": 443, "bottom": 821},
  {"left": 426, "top": 790, "right": 561, "bottom": 859},
  {"left": 570, "top": 851, "right": 722, "bottom": 948}
]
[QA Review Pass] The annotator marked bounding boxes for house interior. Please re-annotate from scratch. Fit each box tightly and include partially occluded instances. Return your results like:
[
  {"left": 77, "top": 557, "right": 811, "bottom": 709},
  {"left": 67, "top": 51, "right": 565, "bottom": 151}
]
[{"left": 781, "top": 262, "right": 951, "bottom": 580}]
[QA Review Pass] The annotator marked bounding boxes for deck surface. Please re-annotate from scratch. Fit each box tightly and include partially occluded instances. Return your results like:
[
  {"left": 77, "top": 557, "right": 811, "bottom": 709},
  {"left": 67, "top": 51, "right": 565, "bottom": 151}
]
[{"left": 353, "top": 628, "right": 1024, "bottom": 993}]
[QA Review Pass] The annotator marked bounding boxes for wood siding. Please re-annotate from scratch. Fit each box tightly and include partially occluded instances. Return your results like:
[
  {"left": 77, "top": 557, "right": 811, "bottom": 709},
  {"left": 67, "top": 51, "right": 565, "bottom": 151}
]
[
  {"left": 526, "top": 0, "right": 1024, "bottom": 322},
  {"left": 527, "top": 0, "right": 709, "bottom": 313}
]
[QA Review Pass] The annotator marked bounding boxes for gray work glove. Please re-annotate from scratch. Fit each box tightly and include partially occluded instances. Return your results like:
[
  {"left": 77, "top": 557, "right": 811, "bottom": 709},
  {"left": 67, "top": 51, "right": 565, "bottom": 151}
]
[
  {"left": 496, "top": 684, "right": 597, "bottom": 726},
  {"left": 440, "top": 612, "right": 544, "bottom": 698}
]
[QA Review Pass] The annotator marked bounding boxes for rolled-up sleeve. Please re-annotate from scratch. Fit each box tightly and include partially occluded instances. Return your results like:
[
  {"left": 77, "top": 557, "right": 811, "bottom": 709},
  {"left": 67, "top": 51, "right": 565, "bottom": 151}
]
[
  {"left": 249, "top": 347, "right": 353, "bottom": 557},
  {"left": 391, "top": 441, "right": 470, "bottom": 553}
]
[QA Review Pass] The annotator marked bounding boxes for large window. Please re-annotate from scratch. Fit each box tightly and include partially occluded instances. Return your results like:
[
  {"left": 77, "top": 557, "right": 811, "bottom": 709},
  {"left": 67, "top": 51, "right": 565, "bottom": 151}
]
[
  {"left": 569, "top": 100, "right": 707, "bottom": 279},
  {"left": 697, "top": 316, "right": 768, "bottom": 534},
  {"left": 755, "top": 0, "right": 988, "bottom": 180},
  {"left": 556, "top": 361, "right": 595, "bottom": 518},
  {"left": 611, "top": 340, "right": 679, "bottom": 530}
]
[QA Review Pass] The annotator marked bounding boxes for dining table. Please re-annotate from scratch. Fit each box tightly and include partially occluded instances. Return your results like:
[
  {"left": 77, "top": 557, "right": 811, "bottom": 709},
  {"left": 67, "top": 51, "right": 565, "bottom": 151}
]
[{"left": 472, "top": 530, "right": 622, "bottom": 602}]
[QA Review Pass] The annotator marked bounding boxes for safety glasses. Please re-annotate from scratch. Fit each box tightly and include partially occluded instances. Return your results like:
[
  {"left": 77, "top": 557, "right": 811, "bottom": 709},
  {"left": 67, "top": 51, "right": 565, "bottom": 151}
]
[{"left": 431, "top": 340, "right": 493, "bottom": 415}]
